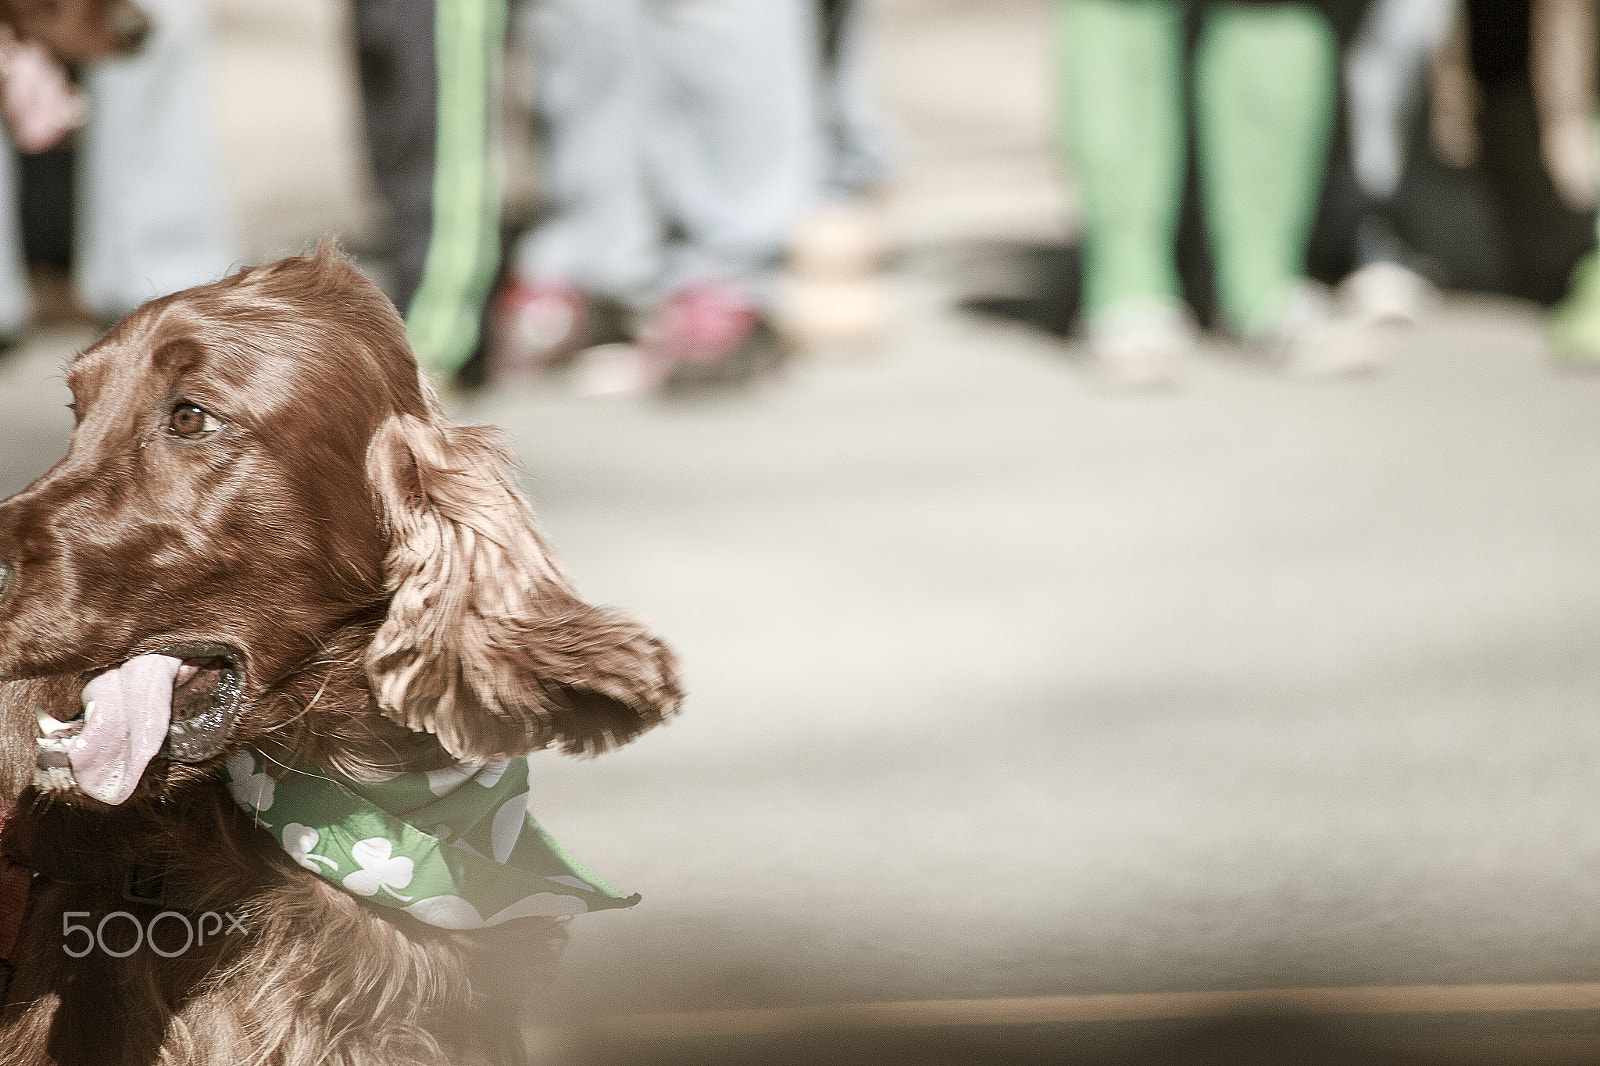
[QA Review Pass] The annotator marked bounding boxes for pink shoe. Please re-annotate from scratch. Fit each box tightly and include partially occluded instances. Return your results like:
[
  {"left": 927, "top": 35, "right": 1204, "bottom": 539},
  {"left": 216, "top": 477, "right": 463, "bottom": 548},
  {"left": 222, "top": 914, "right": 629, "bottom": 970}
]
[
  {"left": 639, "top": 282, "right": 760, "bottom": 368},
  {"left": 487, "top": 278, "right": 590, "bottom": 384},
  {"left": 571, "top": 284, "right": 774, "bottom": 399}
]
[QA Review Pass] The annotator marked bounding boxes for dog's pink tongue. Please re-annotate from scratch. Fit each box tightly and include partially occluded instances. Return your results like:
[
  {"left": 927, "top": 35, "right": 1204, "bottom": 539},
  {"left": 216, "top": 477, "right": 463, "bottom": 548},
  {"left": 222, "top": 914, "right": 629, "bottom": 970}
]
[{"left": 72, "top": 654, "right": 181, "bottom": 805}]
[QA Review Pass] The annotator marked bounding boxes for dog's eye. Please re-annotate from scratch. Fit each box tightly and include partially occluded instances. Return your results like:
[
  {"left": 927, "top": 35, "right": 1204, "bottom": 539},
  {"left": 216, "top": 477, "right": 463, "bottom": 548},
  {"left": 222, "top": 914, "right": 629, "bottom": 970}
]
[{"left": 167, "top": 403, "right": 224, "bottom": 440}]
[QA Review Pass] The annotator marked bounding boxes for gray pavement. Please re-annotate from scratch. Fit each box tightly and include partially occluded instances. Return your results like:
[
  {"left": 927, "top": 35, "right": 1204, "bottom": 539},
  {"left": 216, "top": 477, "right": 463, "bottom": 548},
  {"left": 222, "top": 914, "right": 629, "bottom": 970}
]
[
  {"left": 4, "top": 0, "right": 1600, "bottom": 1050},
  {"left": 470, "top": 281, "right": 1600, "bottom": 1020}
]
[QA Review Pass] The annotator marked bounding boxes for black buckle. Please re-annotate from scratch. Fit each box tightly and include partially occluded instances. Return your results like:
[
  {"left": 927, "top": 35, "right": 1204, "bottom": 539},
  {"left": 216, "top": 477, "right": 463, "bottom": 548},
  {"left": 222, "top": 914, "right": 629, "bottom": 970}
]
[{"left": 121, "top": 864, "right": 167, "bottom": 908}]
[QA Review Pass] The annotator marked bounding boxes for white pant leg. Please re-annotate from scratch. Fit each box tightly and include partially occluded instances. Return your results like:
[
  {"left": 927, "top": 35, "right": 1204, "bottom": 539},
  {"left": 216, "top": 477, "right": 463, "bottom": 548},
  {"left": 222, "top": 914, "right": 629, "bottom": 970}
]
[
  {"left": 646, "top": 0, "right": 823, "bottom": 302},
  {"left": 823, "top": 0, "right": 894, "bottom": 195},
  {"left": 511, "top": 0, "right": 662, "bottom": 303},
  {"left": 75, "top": 0, "right": 235, "bottom": 320},
  {"left": 0, "top": 144, "right": 33, "bottom": 335},
  {"left": 1344, "top": 0, "right": 1456, "bottom": 201}
]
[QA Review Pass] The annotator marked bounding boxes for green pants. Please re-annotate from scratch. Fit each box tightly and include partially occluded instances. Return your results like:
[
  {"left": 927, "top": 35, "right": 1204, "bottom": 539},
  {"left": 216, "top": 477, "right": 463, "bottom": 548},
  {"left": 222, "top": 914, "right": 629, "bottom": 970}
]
[{"left": 1059, "top": 0, "right": 1336, "bottom": 335}]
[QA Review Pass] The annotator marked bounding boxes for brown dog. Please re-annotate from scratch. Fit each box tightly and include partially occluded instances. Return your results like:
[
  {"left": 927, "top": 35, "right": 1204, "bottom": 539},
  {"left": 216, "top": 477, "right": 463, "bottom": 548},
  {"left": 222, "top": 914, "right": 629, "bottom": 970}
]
[{"left": 0, "top": 245, "right": 680, "bottom": 1065}]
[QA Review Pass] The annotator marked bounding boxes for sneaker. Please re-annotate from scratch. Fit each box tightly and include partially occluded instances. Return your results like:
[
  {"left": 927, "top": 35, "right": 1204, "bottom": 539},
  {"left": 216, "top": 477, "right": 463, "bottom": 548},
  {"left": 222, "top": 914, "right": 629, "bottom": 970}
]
[
  {"left": 571, "top": 284, "right": 774, "bottom": 398},
  {"left": 641, "top": 282, "right": 776, "bottom": 392},
  {"left": 641, "top": 282, "right": 759, "bottom": 365},
  {"left": 1339, "top": 261, "right": 1435, "bottom": 327},
  {"left": 486, "top": 278, "right": 590, "bottom": 385},
  {"left": 570, "top": 343, "right": 665, "bottom": 399},
  {"left": 1084, "top": 305, "right": 1194, "bottom": 390},
  {"left": 1264, "top": 282, "right": 1386, "bottom": 378}
]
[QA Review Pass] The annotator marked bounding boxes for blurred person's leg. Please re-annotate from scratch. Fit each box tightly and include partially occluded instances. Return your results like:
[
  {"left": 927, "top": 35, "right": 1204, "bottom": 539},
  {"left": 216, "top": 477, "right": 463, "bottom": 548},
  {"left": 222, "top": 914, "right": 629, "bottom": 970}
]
[
  {"left": 780, "top": 0, "right": 895, "bottom": 356},
  {"left": 74, "top": 0, "right": 233, "bottom": 322},
  {"left": 1339, "top": 0, "right": 1439, "bottom": 290},
  {"left": 496, "top": 0, "right": 661, "bottom": 382},
  {"left": 1465, "top": 0, "right": 1600, "bottom": 367},
  {"left": 511, "top": 0, "right": 825, "bottom": 394},
  {"left": 573, "top": 0, "right": 822, "bottom": 391},
  {"left": 820, "top": 0, "right": 893, "bottom": 197},
  {"left": 0, "top": 144, "right": 33, "bottom": 339},
  {"left": 646, "top": 0, "right": 821, "bottom": 304},
  {"left": 1196, "top": 1, "right": 1335, "bottom": 334},
  {"left": 1061, "top": 0, "right": 1185, "bottom": 324},
  {"left": 1523, "top": 0, "right": 1600, "bottom": 364},
  {"left": 510, "top": 0, "right": 659, "bottom": 298},
  {"left": 1466, "top": 0, "right": 1594, "bottom": 307},
  {"left": 1340, "top": 0, "right": 1450, "bottom": 322},
  {"left": 1345, "top": 0, "right": 1448, "bottom": 207},
  {"left": 1196, "top": 1, "right": 1379, "bottom": 373},
  {"left": 1059, "top": 0, "right": 1191, "bottom": 388},
  {"left": 1348, "top": 6, "right": 1506, "bottom": 297},
  {"left": 1492, "top": 91, "right": 1600, "bottom": 337},
  {"left": 1552, "top": 247, "right": 1600, "bottom": 365},
  {"left": 357, "top": 0, "right": 506, "bottom": 378}
]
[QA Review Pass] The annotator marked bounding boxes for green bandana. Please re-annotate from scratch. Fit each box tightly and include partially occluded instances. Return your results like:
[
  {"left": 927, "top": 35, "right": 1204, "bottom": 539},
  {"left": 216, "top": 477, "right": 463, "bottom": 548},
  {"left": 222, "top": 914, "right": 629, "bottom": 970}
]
[{"left": 220, "top": 750, "right": 638, "bottom": 929}]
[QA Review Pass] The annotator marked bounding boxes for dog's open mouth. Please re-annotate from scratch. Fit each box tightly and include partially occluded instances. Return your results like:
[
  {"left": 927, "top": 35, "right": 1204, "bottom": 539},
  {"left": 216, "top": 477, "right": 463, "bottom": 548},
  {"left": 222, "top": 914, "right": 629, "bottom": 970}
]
[{"left": 36, "top": 642, "right": 244, "bottom": 804}]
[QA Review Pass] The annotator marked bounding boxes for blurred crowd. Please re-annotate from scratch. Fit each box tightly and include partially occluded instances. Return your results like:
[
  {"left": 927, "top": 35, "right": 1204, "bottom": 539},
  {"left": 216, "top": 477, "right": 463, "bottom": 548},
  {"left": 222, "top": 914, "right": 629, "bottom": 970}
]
[
  {"left": 0, "top": 0, "right": 894, "bottom": 400},
  {"left": 1060, "top": 0, "right": 1600, "bottom": 388},
  {"left": 1, "top": 0, "right": 1599, "bottom": 395}
]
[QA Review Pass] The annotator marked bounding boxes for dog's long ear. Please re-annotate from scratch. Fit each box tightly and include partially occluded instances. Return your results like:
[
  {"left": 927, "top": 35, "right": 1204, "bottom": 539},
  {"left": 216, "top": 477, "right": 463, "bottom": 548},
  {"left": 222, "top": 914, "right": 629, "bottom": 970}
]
[{"left": 364, "top": 411, "right": 681, "bottom": 761}]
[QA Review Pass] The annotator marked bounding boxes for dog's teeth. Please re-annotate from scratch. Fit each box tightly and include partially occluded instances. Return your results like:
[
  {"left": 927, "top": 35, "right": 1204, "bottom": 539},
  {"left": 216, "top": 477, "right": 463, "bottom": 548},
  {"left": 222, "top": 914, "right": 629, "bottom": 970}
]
[
  {"left": 37, "top": 708, "right": 72, "bottom": 735},
  {"left": 37, "top": 735, "right": 71, "bottom": 752},
  {"left": 35, "top": 764, "right": 75, "bottom": 790}
]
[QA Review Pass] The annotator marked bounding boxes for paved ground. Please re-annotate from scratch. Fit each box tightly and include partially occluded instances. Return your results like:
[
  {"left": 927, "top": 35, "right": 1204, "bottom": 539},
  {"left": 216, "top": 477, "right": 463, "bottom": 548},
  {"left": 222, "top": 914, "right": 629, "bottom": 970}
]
[
  {"left": 467, "top": 281, "right": 1600, "bottom": 1016},
  {"left": 6, "top": 1, "right": 1600, "bottom": 1060}
]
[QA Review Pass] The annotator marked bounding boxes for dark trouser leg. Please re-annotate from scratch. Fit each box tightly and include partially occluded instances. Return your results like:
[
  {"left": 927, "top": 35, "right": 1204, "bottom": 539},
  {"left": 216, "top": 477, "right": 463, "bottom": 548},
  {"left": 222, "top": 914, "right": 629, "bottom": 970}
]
[{"left": 356, "top": 0, "right": 506, "bottom": 375}]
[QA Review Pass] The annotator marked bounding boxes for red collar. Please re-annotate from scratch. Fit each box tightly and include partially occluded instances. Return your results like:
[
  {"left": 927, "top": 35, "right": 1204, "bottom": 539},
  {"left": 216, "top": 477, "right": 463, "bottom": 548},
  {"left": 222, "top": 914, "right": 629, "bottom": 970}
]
[{"left": 0, "top": 804, "right": 35, "bottom": 1000}]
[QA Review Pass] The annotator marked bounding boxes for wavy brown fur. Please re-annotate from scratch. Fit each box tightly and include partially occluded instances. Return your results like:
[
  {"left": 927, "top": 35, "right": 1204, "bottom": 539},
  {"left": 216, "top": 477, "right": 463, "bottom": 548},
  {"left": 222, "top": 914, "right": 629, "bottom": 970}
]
[
  {"left": 0, "top": 772, "right": 560, "bottom": 1065},
  {"left": 0, "top": 243, "right": 678, "bottom": 1064},
  {"left": 365, "top": 411, "right": 679, "bottom": 760}
]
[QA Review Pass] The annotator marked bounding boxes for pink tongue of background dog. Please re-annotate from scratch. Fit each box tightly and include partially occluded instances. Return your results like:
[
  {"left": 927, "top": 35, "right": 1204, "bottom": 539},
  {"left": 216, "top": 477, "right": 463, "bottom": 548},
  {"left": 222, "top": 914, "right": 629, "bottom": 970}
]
[{"left": 73, "top": 653, "right": 182, "bottom": 804}]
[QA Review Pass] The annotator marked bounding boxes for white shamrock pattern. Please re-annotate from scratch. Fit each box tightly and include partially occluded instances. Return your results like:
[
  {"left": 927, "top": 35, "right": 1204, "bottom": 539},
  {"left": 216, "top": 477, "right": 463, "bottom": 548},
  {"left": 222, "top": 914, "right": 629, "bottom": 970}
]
[
  {"left": 424, "top": 763, "right": 475, "bottom": 797},
  {"left": 220, "top": 755, "right": 624, "bottom": 931},
  {"left": 225, "top": 752, "right": 275, "bottom": 816},
  {"left": 475, "top": 760, "right": 509, "bottom": 788},
  {"left": 343, "top": 837, "right": 415, "bottom": 901},
  {"left": 491, "top": 791, "right": 530, "bottom": 864},
  {"left": 282, "top": 823, "right": 338, "bottom": 872}
]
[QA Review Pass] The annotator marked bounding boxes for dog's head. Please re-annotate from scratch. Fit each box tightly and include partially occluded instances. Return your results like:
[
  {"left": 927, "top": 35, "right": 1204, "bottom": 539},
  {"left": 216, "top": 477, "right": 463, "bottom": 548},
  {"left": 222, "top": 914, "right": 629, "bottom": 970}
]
[
  {"left": 0, "top": 244, "right": 680, "bottom": 807},
  {"left": 2, "top": 0, "right": 150, "bottom": 63}
]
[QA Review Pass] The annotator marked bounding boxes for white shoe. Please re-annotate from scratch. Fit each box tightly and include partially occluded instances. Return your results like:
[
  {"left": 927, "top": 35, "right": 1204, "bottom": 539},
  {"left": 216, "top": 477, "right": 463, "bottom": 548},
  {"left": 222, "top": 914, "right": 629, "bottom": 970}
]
[
  {"left": 1085, "top": 306, "right": 1194, "bottom": 390},
  {"left": 570, "top": 343, "right": 670, "bottom": 399},
  {"left": 1338, "top": 261, "right": 1434, "bottom": 327},
  {"left": 1265, "top": 282, "right": 1387, "bottom": 379}
]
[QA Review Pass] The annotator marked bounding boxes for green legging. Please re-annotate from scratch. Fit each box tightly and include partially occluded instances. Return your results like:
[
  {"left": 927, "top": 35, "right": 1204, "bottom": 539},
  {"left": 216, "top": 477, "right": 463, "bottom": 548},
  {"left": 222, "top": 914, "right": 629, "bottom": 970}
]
[{"left": 1059, "top": 0, "right": 1336, "bottom": 336}]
